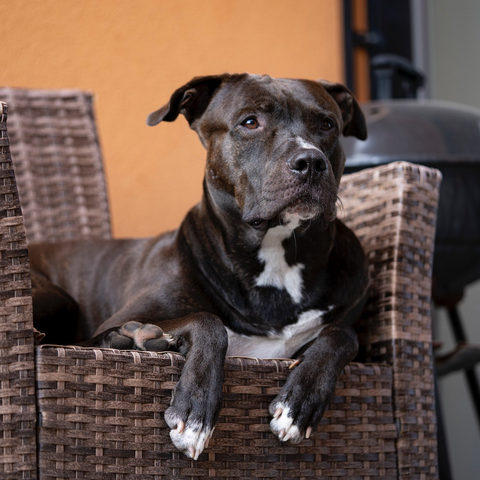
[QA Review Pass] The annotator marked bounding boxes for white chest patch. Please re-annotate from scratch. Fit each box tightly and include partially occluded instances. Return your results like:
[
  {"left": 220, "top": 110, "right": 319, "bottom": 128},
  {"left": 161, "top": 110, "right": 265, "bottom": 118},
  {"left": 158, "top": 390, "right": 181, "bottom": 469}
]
[
  {"left": 255, "top": 221, "right": 304, "bottom": 303},
  {"left": 226, "top": 309, "right": 329, "bottom": 358}
]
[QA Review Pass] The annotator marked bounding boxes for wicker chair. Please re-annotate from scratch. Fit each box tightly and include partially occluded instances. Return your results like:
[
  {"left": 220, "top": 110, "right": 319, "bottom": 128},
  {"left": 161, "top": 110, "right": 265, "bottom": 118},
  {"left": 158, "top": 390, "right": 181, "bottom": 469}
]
[{"left": 0, "top": 89, "right": 441, "bottom": 480}]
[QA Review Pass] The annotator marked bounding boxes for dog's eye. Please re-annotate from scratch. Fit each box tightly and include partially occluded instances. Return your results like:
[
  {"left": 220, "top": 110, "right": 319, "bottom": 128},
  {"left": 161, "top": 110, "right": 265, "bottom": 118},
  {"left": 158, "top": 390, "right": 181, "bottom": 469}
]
[
  {"left": 321, "top": 118, "right": 334, "bottom": 131},
  {"left": 242, "top": 117, "right": 259, "bottom": 129}
]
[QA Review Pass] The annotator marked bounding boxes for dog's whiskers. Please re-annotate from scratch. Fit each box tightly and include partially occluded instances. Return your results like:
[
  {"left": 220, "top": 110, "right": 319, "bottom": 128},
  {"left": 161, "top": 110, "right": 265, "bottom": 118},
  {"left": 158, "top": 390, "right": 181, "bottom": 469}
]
[
  {"left": 336, "top": 186, "right": 348, "bottom": 217},
  {"left": 292, "top": 229, "right": 298, "bottom": 261}
]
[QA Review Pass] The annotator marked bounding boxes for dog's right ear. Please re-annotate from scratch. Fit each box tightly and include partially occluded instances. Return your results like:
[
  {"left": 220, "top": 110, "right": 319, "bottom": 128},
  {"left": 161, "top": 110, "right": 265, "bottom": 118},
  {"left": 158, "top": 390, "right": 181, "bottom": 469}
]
[
  {"left": 147, "top": 75, "right": 230, "bottom": 127},
  {"left": 319, "top": 80, "right": 367, "bottom": 140}
]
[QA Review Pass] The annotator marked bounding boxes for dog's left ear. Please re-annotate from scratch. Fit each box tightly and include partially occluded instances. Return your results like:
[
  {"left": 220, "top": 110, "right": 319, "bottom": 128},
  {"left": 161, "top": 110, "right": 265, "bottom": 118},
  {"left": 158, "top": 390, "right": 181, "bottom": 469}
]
[
  {"left": 147, "top": 74, "right": 230, "bottom": 127},
  {"left": 319, "top": 80, "right": 367, "bottom": 140}
]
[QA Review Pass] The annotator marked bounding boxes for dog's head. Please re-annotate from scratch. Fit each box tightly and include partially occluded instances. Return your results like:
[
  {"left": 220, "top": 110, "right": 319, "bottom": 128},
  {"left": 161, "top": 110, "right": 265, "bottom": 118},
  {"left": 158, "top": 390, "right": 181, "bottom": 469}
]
[{"left": 148, "top": 74, "right": 366, "bottom": 232}]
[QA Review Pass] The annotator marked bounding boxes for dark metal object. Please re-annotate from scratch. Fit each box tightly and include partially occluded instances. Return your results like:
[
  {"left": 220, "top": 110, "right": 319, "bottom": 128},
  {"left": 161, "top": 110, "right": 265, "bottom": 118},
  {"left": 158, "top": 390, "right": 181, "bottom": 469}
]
[
  {"left": 343, "top": 0, "right": 415, "bottom": 98},
  {"left": 343, "top": 0, "right": 354, "bottom": 91},
  {"left": 435, "top": 376, "right": 454, "bottom": 480},
  {"left": 445, "top": 307, "right": 480, "bottom": 427},
  {"left": 342, "top": 99, "right": 480, "bottom": 299},
  {"left": 371, "top": 54, "right": 425, "bottom": 99}
]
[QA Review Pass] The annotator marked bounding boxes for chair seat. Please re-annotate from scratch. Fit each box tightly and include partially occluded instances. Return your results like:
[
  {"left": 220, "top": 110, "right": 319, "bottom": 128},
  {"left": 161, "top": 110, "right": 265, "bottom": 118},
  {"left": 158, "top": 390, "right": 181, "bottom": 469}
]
[{"left": 36, "top": 346, "right": 396, "bottom": 479}]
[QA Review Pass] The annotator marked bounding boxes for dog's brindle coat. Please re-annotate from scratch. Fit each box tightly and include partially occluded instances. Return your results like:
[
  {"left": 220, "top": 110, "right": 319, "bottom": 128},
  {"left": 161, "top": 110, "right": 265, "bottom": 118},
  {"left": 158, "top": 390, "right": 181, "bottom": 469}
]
[{"left": 30, "top": 74, "right": 369, "bottom": 460}]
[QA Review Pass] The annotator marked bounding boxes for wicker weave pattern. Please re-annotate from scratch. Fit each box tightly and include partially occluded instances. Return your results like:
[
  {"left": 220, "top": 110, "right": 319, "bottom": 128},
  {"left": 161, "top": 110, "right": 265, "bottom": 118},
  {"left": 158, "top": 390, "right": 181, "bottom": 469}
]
[
  {"left": 339, "top": 163, "right": 440, "bottom": 346},
  {"left": 0, "top": 89, "right": 111, "bottom": 243},
  {"left": 339, "top": 162, "right": 441, "bottom": 479},
  {"left": 36, "top": 347, "right": 396, "bottom": 480},
  {"left": 0, "top": 102, "right": 37, "bottom": 479},
  {"left": 0, "top": 92, "right": 441, "bottom": 479}
]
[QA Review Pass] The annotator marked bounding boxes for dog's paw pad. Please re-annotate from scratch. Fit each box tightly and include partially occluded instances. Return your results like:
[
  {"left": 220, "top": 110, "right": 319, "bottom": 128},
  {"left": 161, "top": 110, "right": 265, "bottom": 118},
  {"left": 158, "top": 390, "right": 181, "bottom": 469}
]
[
  {"left": 270, "top": 402, "right": 304, "bottom": 443},
  {"left": 112, "top": 321, "right": 174, "bottom": 351},
  {"left": 144, "top": 336, "right": 171, "bottom": 351},
  {"left": 165, "top": 409, "right": 213, "bottom": 460},
  {"left": 106, "top": 330, "right": 134, "bottom": 350}
]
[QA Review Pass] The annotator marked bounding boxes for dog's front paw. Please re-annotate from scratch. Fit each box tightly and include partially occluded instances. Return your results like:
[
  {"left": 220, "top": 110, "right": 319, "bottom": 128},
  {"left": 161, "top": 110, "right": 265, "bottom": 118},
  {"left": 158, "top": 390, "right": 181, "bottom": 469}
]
[
  {"left": 164, "top": 407, "right": 214, "bottom": 460},
  {"left": 104, "top": 321, "right": 175, "bottom": 351},
  {"left": 269, "top": 371, "right": 331, "bottom": 444},
  {"left": 269, "top": 401, "right": 312, "bottom": 443}
]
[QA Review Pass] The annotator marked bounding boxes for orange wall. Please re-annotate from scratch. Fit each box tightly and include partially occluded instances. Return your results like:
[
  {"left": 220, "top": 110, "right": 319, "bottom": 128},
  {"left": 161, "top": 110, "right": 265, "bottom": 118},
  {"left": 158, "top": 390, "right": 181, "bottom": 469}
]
[{"left": 2, "top": 0, "right": 345, "bottom": 238}]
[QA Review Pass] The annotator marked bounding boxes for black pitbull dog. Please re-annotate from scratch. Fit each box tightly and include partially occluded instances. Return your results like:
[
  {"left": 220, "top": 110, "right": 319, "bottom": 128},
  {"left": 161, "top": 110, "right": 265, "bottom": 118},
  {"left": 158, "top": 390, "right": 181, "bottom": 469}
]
[{"left": 30, "top": 74, "right": 369, "bottom": 460}]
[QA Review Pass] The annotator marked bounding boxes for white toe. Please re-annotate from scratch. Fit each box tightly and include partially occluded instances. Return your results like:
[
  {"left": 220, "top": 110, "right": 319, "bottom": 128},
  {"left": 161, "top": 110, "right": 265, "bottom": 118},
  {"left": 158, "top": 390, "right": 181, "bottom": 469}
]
[
  {"left": 270, "top": 403, "right": 303, "bottom": 443},
  {"left": 170, "top": 422, "right": 212, "bottom": 460}
]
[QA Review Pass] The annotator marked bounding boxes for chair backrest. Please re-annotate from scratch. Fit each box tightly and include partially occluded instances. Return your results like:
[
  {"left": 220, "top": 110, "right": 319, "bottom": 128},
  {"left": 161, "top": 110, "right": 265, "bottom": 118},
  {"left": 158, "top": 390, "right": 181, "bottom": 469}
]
[
  {"left": 0, "top": 88, "right": 111, "bottom": 243},
  {"left": 0, "top": 100, "right": 37, "bottom": 478}
]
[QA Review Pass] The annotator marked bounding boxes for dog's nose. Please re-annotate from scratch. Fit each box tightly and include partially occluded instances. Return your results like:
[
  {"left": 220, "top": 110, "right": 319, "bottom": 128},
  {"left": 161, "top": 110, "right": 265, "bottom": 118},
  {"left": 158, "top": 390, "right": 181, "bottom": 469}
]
[{"left": 288, "top": 151, "right": 327, "bottom": 178}]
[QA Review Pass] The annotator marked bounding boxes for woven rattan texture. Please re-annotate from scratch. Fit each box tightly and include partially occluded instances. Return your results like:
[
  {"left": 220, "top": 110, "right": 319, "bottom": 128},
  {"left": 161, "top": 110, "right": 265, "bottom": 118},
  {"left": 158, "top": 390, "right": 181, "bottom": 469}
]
[
  {"left": 0, "top": 89, "right": 111, "bottom": 243},
  {"left": 36, "top": 347, "right": 396, "bottom": 480},
  {"left": 0, "top": 95, "right": 441, "bottom": 480},
  {"left": 339, "top": 162, "right": 441, "bottom": 479},
  {"left": 339, "top": 162, "right": 440, "bottom": 347},
  {"left": 0, "top": 102, "right": 37, "bottom": 479}
]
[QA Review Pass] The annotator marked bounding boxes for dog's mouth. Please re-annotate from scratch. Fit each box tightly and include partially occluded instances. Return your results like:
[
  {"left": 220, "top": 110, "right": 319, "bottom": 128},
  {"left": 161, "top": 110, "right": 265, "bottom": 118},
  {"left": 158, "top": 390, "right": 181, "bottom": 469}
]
[{"left": 245, "top": 193, "right": 334, "bottom": 231}]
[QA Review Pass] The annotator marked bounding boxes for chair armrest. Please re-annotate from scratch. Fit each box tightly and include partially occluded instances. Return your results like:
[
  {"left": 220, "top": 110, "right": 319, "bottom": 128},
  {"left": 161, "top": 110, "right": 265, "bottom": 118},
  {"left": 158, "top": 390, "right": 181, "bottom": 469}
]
[
  {"left": 340, "top": 161, "right": 441, "bottom": 357},
  {"left": 340, "top": 161, "right": 442, "bottom": 478},
  {"left": 0, "top": 101, "right": 37, "bottom": 477}
]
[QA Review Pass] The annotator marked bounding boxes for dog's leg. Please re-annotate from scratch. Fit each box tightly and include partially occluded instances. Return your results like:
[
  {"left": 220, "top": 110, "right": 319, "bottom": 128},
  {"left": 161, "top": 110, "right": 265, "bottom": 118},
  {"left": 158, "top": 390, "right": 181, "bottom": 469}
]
[
  {"left": 269, "top": 322, "right": 358, "bottom": 443},
  {"left": 90, "top": 313, "right": 228, "bottom": 460}
]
